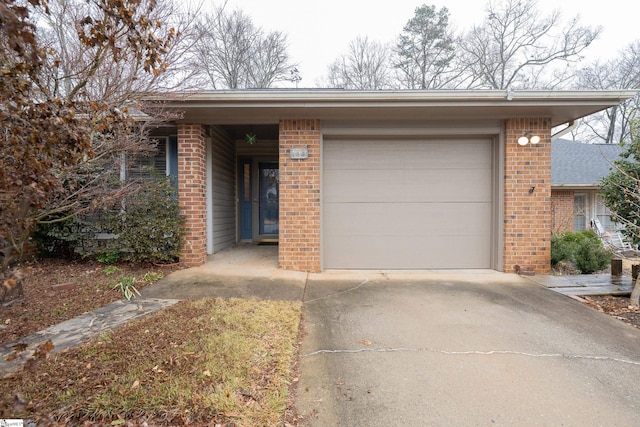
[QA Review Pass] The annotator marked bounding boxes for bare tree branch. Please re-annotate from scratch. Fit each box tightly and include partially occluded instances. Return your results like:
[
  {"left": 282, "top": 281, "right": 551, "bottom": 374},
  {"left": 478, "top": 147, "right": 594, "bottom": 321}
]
[
  {"left": 460, "top": 0, "right": 601, "bottom": 89},
  {"left": 324, "top": 36, "right": 392, "bottom": 90},
  {"left": 192, "top": 6, "right": 297, "bottom": 89}
]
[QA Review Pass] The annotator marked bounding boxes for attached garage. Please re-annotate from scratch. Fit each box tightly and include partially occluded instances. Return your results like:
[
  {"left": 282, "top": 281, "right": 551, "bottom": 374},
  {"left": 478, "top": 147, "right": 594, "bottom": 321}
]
[{"left": 323, "top": 137, "right": 495, "bottom": 269}]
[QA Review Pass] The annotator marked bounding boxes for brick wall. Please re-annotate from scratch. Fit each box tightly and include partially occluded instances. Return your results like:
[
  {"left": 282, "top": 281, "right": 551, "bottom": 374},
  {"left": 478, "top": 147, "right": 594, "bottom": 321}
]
[
  {"left": 279, "top": 119, "right": 321, "bottom": 273},
  {"left": 504, "top": 118, "right": 552, "bottom": 274},
  {"left": 551, "top": 190, "right": 575, "bottom": 233},
  {"left": 177, "top": 123, "right": 208, "bottom": 266}
]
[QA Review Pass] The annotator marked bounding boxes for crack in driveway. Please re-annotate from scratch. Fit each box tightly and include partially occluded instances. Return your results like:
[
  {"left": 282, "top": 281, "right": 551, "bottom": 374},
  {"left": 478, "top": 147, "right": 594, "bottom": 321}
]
[
  {"left": 305, "top": 278, "right": 370, "bottom": 303},
  {"left": 303, "top": 347, "right": 640, "bottom": 366}
]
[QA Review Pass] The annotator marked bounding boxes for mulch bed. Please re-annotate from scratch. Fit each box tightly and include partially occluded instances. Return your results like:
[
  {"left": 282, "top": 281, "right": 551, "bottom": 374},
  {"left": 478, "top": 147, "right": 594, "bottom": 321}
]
[
  {"left": 1, "top": 258, "right": 181, "bottom": 346},
  {"left": 584, "top": 295, "right": 640, "bottom": 328}
]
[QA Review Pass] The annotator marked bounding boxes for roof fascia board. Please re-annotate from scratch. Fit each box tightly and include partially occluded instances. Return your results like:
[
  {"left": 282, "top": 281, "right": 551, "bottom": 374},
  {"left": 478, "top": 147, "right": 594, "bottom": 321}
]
[{"left": 147, "top": 89, "right": 637, "bottom": 105}]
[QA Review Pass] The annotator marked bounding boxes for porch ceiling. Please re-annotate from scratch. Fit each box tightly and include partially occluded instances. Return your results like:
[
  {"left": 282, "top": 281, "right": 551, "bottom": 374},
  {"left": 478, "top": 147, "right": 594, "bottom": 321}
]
[{"left": 145, "top": 89, "right": 637, "bottom": 128}]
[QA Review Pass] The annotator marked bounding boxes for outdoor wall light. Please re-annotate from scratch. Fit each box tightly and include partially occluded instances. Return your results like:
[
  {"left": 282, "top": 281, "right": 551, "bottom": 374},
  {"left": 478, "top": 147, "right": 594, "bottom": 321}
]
[{"left": 517, "top": 132, "right": 541, "bottom": 146}]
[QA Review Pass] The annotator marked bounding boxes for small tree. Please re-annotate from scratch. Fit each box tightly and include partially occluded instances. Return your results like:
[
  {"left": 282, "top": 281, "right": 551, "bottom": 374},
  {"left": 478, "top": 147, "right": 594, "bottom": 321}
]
[
  {"left": 599, "top": 121, "right": 640, "bottom": 305},
  {"left": 0, "top": 0, "right": 176, "bottom": 282}
]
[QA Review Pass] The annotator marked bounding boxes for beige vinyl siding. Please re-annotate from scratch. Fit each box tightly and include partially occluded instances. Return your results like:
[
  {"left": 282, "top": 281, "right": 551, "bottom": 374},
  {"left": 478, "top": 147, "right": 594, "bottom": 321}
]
[
  {"left": 210, "top": 127, "right": 236, "bottom": 252},
  {"left": 323, "top": 138, "right": 493, "bottom": 269}
]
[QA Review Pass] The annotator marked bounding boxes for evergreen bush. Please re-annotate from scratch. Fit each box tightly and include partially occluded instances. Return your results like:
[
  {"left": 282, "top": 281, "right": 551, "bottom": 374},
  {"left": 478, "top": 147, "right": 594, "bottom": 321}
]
[
  {"left": 551, "top": 230, "right": 612, "bottom": 274},
  {"left": 33, "top": 176, "right": 184, "bottom": 264},
  {"left": 103, "top": 176, "right": 184, "bottom": 264}
]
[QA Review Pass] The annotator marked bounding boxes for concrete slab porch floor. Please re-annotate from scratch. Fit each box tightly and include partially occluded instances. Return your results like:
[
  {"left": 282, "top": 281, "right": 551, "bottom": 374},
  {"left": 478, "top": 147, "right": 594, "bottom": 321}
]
[{"left": 140, "top": 242, "right": 308, "bottom": 301}]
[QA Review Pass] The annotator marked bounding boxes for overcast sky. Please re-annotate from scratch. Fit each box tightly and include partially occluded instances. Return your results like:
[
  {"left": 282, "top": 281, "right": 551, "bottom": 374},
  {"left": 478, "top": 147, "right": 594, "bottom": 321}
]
[{"left": 221, "top": 0, "right": 639, "bottom": 87}]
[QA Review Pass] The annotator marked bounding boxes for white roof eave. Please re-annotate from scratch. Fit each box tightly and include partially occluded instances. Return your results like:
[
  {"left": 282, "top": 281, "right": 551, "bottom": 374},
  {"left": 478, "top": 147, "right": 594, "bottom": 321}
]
[{"left": 143, "top": 89, "right": 638, "bottom": 127}]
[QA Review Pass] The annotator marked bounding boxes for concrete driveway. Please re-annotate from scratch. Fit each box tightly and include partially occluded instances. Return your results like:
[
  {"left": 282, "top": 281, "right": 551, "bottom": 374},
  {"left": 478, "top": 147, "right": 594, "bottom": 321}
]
[{"left": 296, "top": 270, "right": 640, "bottom": 426}]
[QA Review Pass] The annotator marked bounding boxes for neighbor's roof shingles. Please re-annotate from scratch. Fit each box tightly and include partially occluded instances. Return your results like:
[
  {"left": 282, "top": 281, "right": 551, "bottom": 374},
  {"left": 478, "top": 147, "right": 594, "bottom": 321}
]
[{"left": 552, "top": 139, "right": 624, "bottom": 187}]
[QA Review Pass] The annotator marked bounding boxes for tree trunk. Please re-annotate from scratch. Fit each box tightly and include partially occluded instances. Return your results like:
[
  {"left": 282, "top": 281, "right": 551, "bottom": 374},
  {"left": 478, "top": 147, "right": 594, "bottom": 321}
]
[
  {"left": 605, "top": 105, "right": 618, "bottom": 144},
  {"left": 630, "top": 275, "right": 640, "bottom": 308}
]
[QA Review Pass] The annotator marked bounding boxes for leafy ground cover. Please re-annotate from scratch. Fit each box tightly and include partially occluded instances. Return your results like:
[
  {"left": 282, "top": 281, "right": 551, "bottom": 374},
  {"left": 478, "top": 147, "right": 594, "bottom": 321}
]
[
  {"left": 1, "top": 298, "right": 302, "bottom": 426},
  {"left": 585, "top": 295, "right": 640, "bottom": 328},
  {"left": 1, "top": 258, "right": 181, "bottom": 345}
]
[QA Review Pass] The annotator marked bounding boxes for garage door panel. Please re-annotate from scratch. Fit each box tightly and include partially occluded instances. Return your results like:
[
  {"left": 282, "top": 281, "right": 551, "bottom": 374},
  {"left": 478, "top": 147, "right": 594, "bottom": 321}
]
[
  {"left": 324, "top": 235, "right": 490, "bottom": 269},
  {"left": 324, "top": 139, "right": 492, "bottom": 170},
  {"left": 323, "top": 137, "right": 494, "bottom": 269},
  {"left": 324, "top": 202, "right": 492, "bottom": 236},
  {"left": 324, "top": 169, "right": 492, "bottom": 203}
]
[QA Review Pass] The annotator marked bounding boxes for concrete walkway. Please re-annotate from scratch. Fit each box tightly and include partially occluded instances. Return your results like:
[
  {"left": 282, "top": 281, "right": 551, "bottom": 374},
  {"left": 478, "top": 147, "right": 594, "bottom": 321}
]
[{"left": 140, "top": 243, "right": 307, "bottom": 301}]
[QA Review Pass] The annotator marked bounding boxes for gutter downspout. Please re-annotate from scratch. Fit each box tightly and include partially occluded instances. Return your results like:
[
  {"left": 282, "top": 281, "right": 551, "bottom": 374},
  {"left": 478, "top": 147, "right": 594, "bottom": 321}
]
[{"left": 551, "top": 121, "right": 577, "bottom": 140}]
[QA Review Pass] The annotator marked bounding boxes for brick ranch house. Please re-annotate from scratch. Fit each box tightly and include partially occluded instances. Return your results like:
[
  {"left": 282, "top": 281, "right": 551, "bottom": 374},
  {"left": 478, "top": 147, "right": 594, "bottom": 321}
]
[
  {"left": 145, "top": 89, "right": 636, "bottom": 274},
  {"left": 551, "top": 138, "right": 624, "bottom": 233}
]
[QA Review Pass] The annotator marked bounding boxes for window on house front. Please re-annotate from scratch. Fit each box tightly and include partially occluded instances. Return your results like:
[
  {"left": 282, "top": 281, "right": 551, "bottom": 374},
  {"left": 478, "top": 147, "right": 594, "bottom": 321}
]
[
  {"left": 595, "top": 194, "right": 621, "bottom": 232},
  {"left": 128, "top": 136, "right": 177, "bottom": 185},
  {"left": 574, "top": 194, "right": 586, "bottom": 231}
]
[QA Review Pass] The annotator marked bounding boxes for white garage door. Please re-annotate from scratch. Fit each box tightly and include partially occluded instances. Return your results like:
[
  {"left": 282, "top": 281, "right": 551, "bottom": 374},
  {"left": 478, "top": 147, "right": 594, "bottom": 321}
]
[{"left": 323, "top": 138, "right": 493, "bottom": 269}]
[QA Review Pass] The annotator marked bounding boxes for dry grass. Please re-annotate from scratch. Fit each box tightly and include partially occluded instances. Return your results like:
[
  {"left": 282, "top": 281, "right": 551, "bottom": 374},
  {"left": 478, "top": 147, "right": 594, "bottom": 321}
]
[{"left": 1, "top": 298, "right": 302, "bottom": 426}]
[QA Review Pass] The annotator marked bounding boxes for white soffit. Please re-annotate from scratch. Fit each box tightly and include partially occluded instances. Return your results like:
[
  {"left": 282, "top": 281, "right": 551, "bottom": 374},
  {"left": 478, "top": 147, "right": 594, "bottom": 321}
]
[{"left": 146, "top": 89, "right": 638, "bottom": 127}]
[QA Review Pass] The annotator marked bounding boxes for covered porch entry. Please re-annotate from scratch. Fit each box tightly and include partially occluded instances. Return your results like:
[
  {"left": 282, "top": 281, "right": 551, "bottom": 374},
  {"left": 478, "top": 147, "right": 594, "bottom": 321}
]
[
  {"left": 229, "top": 125, "right": 280, "bottom": 244},
  {"left": 177, "top": 123, "right": 281, "bottom": 265}
]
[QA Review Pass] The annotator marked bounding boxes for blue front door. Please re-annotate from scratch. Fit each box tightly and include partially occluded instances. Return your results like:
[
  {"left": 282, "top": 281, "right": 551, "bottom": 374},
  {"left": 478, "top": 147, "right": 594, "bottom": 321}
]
[{"left": 240, "top": 159, "right": 252, "bottom": 239}]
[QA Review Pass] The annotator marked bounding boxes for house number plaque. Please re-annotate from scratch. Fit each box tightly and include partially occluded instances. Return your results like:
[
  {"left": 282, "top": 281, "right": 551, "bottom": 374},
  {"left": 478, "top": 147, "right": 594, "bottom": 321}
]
[{"left": 290, "top": 147, "right": 309, "bottom": 159}]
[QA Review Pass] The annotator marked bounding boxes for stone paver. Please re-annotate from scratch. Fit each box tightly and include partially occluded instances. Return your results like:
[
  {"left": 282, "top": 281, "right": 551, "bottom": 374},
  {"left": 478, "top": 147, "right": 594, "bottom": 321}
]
[
  {"left": 0, "top": 298, "right": 178, "bottom": 377},
  {"left": 528, "top": 273, "right": 634, "bottom": 296}
]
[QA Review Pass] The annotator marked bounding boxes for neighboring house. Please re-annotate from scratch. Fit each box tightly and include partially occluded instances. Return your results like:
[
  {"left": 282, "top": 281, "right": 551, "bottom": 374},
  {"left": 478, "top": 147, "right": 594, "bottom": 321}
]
[
  {"left": 143, "top": 89, "right": 636, "bottom": 274},
  {"left": 551, "top": 139, "right": 624, "bottom": 233}
]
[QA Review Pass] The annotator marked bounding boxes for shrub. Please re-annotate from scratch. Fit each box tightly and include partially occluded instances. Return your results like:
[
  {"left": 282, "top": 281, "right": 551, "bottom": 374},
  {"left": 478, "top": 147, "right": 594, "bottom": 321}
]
[
  {"left": 551, "top": 230, "right": 612, "bottom": 274},
  {"left": 32, "top": 216, "right": 105, "bottom": 259},
  {"left": 33, "top": 176, "right": 184, "bottom": 264},
  {"left": 551, "top": 233, "right": 574, "bottom": 266},
  {"left": 104, "top": 177, "right": 184, "bottom": 264}
]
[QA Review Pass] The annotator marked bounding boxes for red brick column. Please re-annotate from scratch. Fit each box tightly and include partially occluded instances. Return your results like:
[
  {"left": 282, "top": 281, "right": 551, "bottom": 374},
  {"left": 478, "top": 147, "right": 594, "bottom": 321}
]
[
  {"left": 551, "top": 190, "right": 575, "bottom": 233},
  {"left": 177, "top": 123, "right": 207, "bottom": 266},
  {"left": 279, "top": 119, "right": 321, "bottom": 272},
  {"left": 504, "top": 118, "right": 552, "bottom": 274}
]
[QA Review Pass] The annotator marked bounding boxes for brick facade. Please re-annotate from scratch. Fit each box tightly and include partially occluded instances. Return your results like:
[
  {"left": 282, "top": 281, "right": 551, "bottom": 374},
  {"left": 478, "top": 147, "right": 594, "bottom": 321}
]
[
  {"left": 504, "top": 118, "right": 552, "bottom": 274},
  {"left": 175, "top": 117, "right": 556, "bottom": 273},
  {"left": 177, "top": 123, "right": 208, "bottom": 266},
  {"left": 551, "top": 190, "right": 575, "bottom": 233},
  {"left": 278, "top": 119, "right": 321, "bottom": 272}
]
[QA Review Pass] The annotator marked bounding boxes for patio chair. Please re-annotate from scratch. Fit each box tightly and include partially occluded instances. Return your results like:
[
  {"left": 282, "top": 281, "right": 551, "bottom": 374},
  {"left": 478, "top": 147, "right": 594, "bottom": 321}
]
[{"left": 591, "top": 218, "right": 635, "bottom": 253}]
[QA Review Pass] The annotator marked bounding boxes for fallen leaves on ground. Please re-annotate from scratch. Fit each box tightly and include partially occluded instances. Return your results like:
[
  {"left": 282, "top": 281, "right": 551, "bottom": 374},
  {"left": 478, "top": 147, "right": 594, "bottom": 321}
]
[
  {"left": 0, "top": 258, "right": 181, "bottom": 345},
  {"left": 0, "top": 298, "right": 302, "bottom": 426},
  {"left": 584, "top": 295, "right": 640, "bottom": 328}
]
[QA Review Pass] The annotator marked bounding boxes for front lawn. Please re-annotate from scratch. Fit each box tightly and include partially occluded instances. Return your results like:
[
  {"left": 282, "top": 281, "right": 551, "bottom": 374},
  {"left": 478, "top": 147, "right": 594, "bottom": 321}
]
[{"left": 1, "top": 298, "right": 302, "bottom": 426}]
